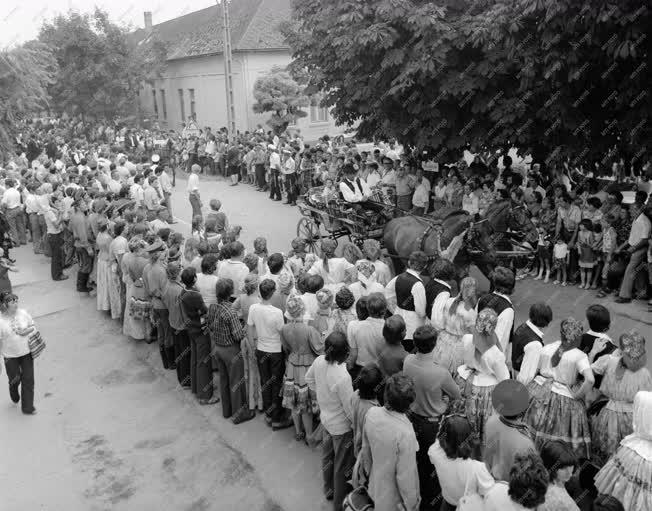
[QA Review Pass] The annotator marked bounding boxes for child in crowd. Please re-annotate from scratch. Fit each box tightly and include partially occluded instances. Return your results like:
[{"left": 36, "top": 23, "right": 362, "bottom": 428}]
[
  {"left": 553, "top": 237, "right": 569, "bottom": 286},
  {"left": 350, "top": 363, "right": 382, "bottom": 456},
  {"left": 191, "top": 214, "right": 204, "bottom": 241},
  {"left": 321, "top": 178, "right": 338, "bottom": 202},
  {"left": 412, "top": 175, "right": 429, "bottom": 215},
  {"left": 534, "top": 219, "right": 552, "bottom": 282},
  {"left": 577, "top": 218, "right": 596, "bottom": 289},
  {"left": 206, "top": 199, "right": 228, "bottom": 236},
  {"left": 589, "top": 222, "right": 603, "bottom": 289},
  {"left": 599, "top": 214, "right": 618, "bottom": 294}
]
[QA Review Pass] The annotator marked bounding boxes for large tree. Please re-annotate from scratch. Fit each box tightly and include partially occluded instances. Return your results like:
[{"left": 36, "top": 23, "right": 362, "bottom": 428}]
[
  {"left": 0, "top": 41, "right": 57, "bottom": 156},
  {"left": 252, "top": 66, "right": 310, "bottom": 135},
  {"left": 284, "top": 0, "right": 651, "bottom": 166},
  {"left": 38, "top": 8, "right": 166, "bottom": 122}
]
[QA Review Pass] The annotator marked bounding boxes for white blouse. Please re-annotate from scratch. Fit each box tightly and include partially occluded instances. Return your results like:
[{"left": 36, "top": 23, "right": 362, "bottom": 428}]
[
  {"left": 457, "top": 334, "right": 510, "bottom": 386},
  {"left": 0, "top": 309, "right": 35, "bottom": 358},
  {"left": 526, "top": 341, "right": 591, "bottom": 399},
  {"left": 308, "top": 257, "right": 354, "bottom": 286}
]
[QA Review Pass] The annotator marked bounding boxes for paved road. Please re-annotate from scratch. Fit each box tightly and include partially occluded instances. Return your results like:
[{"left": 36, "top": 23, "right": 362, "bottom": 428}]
[{"left": 0, "top": 175, "right": 648, "bottom": 511}]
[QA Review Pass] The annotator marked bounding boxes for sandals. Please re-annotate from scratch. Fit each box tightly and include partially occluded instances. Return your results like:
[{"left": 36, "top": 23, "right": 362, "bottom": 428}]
[{"left": 295, "top": 432, "right": 306, "bottom": 442}]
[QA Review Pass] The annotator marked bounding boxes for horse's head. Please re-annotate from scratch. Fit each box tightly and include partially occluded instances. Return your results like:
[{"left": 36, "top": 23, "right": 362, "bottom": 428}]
[
  {"left": 508, "top": 206, "right": 539, "bottom": 246},
  {"left": 464, "top": 219, "right": 497, "bottom": 279}
]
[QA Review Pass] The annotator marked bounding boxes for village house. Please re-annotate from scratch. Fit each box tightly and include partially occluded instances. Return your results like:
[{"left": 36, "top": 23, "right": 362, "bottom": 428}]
[{"left": 133, "top": 0, "right": 346, "bottom": 141}]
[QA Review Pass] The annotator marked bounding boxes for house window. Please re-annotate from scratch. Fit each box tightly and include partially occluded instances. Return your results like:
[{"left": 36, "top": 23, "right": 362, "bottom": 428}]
[
  {"left": 160, "top": 89, "right": 167, "bottom": 120},
  {"left": 152, "top": 89, "right": 158, "bottom": 118},
  {"left": 178, "top": 89, "right": 185, "bottom": 121},
  {"left": 310, "top": 105, "right": 329, "bottom": 123},
  {"left": 189, "top": 89, "right": 196, "bottom": 120}
]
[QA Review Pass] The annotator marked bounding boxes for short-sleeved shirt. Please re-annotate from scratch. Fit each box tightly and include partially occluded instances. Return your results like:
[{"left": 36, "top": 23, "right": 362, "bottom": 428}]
[
  {"left": 535, "top": 342, "right": 590, "bottom": 398},
  {"left": 247, "top": 303, "right": 284, "bottom": 353}
]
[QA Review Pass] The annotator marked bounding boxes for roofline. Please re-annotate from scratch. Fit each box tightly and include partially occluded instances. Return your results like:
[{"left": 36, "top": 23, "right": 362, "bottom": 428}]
[{"left": 165, "top": 46, "right": 290, "bottom": 62}]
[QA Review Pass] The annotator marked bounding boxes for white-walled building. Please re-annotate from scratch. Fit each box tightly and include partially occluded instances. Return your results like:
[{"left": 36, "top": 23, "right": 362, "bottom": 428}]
[{"left": 133, "top": 0, "right": 345, "bottom": 141}]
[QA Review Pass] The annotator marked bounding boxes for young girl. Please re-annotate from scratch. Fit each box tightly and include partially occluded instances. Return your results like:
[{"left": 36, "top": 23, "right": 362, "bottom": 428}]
[
  {"left": 534, "top": 221, "right": 552, "bottom": 282},
  {"left": 433, "top": 176, "right": 447, "bottom": 208},
  {"left": 191, "top": 214, "right": 204, "bottom": 241},
  {"left": 553, "top": 237, "right": 569, "bottom": 286},
  {"left": 321, "top": 178, "right": 338, "bottom": 202},
  {"left": 598, "top": 214, "right": 618, "bottom": 294},
  {"left": 577, "top": 219, "right": 595, "bottom": 289}
]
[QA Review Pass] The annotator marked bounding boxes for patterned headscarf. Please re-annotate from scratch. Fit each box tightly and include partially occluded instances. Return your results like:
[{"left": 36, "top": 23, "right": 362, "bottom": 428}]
[
  {"left": 552, "top": 317, "right": 584, "bottom": 367},
  {"left": 356, "top": 260, "right": 375, "bottom": 279},
  {"left": 285, "top": 295, "right": 305, "bottom": 320},
  {"left": 617, "top": 329, "right": 647, "bottom": 377},
  {"left": 278, "top": 271, "right": 295, "bottom": 295},
  {"left": 475, "top": 307, "right": 498, "bottom": 336},
  {"left": 128, "top": 235, "right": 147, "bottom": 253},
  {"left": 362, "top": 239, "right": 382, "bottom": 261},
  {"left": 291, "top": 237, "right": 307, "bottom": 253}
]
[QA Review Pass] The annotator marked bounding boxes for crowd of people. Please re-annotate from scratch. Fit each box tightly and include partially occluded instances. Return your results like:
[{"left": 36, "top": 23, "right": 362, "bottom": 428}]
[{"left": 0, "top": 116, "right": 651, "bottom": 511}]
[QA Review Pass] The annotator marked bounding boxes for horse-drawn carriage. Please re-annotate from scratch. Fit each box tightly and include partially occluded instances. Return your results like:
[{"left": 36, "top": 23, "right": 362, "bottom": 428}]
[
  {"left": 296, "top": 185, "right": 536, "bottom": 279},
  {"left": 296, "top": 186, "right": 396, "bottom": 254}
]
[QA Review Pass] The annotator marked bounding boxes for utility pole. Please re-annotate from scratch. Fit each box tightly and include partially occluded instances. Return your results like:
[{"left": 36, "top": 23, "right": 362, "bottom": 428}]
[{"left": 219, "top": 0, "right": 236, "bottom": 142}]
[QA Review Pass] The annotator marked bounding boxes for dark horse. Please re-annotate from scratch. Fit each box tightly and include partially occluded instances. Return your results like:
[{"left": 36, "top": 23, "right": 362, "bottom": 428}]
[{"left": 383, "top": 201, "right": 537, "bottom": 280}]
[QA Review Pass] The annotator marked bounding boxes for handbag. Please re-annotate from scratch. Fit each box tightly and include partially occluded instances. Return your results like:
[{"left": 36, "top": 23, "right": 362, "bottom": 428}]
[
  {"left": 28, "top": 330, "right": 46, "bottom": 359},
  {"left": 343, "top": 486, "right": 374, "bottom": 511}
]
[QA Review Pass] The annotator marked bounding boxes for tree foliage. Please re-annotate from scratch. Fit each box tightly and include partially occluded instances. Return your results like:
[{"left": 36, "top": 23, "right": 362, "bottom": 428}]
[
  {"left": 0, "top": 41, "right": 57, "bottom": 156},
  {"left": 38, "top": 8, "right": 167, "bottom": 121},
  {"left": 284, "top": 0, "right": 652, "bottom": 166},
  {"left": 252, "top": 66, "right": 310, "bottom": 135}
]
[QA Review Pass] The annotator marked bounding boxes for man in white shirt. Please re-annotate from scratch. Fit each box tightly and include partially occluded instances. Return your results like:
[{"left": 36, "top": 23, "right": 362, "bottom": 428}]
[
  {"left": 616, "top": 199, "right": 651, "bottom": 303},
  {"left": 385, "top": 251, "right": 428, "bottom": 343},
  {"left": 339, "top": 164, "right": 371, "bottom": 203},
  {"left": 129, "top": 175, "right": 145, "bottom": 208},
  {"left": 281, "top": 149, "right": 298, "bottom": 205},
  {"left": 143, "top": 175, "right": 161, "bottom": 220},
  {"left": 246, "top": 279, "right": 291, "bottom": 429},
  {"left": 156, "top": 165, "right": 174, "bottom": 222},
  {"left": 43, "top": 196, "right": 68, "bottom": 281},
  {"left": 187, "top": 164, "right": 202, "bottom": 224},
  {"left": 1, "top": 178, "right": 27, "bottom": 246},
  {"left": 268, "top": 145, "right": 282, "bottom": 201}
]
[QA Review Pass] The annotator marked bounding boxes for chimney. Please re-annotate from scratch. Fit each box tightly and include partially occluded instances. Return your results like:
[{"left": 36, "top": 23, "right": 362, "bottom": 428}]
[{"left": 144, "top": 11, "right": 153, "bottom": 30}]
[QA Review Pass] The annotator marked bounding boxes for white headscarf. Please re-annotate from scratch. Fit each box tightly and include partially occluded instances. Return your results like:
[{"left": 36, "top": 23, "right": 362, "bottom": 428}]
[{"left": 621, "top": 391, "right": 652, "bottom": 461}]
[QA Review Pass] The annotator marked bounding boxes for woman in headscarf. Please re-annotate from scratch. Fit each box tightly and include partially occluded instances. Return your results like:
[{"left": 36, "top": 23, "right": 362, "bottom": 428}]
[
  {"left": 306, "top": 238, "right": 354, "bottom": 293},
  {"left": 281, "top": 295, "right": 324, "bottom": 442},
  {"left": 524, "top": 317, "right": 594, "bottom": 459},
  {"left": 310, "top": 288, "right": 334, "bottom": 339},
  {"left": 591, "top": 330, "right": 652, "bottom": 465},
  {"left": 348, "top": 260, "right": 385, "bottom": 304},
  {"left": 594, "top": 391, "right": 652, "bottom": 510},
  {"left": 432, "top": 276, "right": 478, "bottom": 374},
  {"left": 456, "top": 308, "right": 510, "bottom": 443},
  {"left": 108, "top": 220, "right": 128, "bottom": 320},
  {"left": 360, "top": 238, "right": 392, "bottom": 286},
  {"left": 121, "top": 235, "right": 150, "bottom": 340},
  {"left": 233, "top": 273, "right": 262, "bottom": 412}
]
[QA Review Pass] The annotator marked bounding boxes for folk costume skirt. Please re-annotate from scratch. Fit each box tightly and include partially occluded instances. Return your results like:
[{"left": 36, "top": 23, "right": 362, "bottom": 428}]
[
  {"left": 455, "top": 370, "right": 496, "bottom": 444},
  {"left": 594, "top": 445, "right": 652, "bottom": 511},
  {"left": 525, "top": 377, "right": 591, "bottom": 460}
]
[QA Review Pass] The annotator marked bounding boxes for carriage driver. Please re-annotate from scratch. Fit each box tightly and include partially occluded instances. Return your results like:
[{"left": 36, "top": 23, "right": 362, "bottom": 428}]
[{"left": 339, "top": 163, "right": 372, "bottom": 203}]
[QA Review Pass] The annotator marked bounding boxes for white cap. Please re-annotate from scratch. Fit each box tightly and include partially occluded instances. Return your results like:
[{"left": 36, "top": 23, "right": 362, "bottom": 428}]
[{"left": 151, "top": 154, "right": 160, "bottom": 163}]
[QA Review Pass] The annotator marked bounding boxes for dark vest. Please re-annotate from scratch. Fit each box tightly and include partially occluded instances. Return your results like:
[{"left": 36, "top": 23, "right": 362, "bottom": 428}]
[
  {"left": 478, "top": 292, "right": 514, "bottom": 344},
  {"left": 511, "top": 322, "right": 543, "bottom": 372},
  {"left": 424, "top": 279, "right": 451, "bottom": 316},
  {"left": 580, "top": 332, "right": 617, "bottom": 388},
  {"left": 395, "top": 272, "right": 421, "bottom": 312}
]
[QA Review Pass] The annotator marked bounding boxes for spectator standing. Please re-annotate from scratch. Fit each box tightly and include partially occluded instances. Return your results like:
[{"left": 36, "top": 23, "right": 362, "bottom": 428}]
[
  {"left": 161, "top": 262, "right": 191, "bottom": 387},
  {"left": 206, "top": 279, "right": 255, "bottom": 424},
  {"left": 306, "top": 331, "right": 354, "bottom": 510},
  {"left": 42, "top": 196, "right": 68, "bottom": 281},
  {"left": 354, "top": 373, "right": 421, "bottom": 511},
  {"left": 187, "top": 164, "right": 202, "bottom": 224}
]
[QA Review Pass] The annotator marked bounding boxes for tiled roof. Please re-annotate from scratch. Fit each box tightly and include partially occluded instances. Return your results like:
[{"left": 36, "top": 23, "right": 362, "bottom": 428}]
[{"left": 132, "top": 0, "right": 290, "bottom": 61}]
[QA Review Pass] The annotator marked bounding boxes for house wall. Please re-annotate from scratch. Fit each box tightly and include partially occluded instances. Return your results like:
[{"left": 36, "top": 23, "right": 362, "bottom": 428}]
[{"left": 140, "top": 50, "right": 347, "bottom": 142}]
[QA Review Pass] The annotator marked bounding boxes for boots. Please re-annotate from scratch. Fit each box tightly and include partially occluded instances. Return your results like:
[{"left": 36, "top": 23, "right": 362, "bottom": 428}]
[
  {"left": 165, "top": 346, "right": 177, "bottom": 370},
  {"left": 159, "top": 346, "right": 171, "bottom": 369},
  {"left": 77, "top": 272, "right": 90, "bottom": 292}
]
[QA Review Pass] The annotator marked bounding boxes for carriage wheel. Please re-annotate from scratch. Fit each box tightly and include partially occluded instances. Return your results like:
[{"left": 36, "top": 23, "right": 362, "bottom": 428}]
[{"left": 297, "top": 217, "right": 322, "bottom": 255}]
